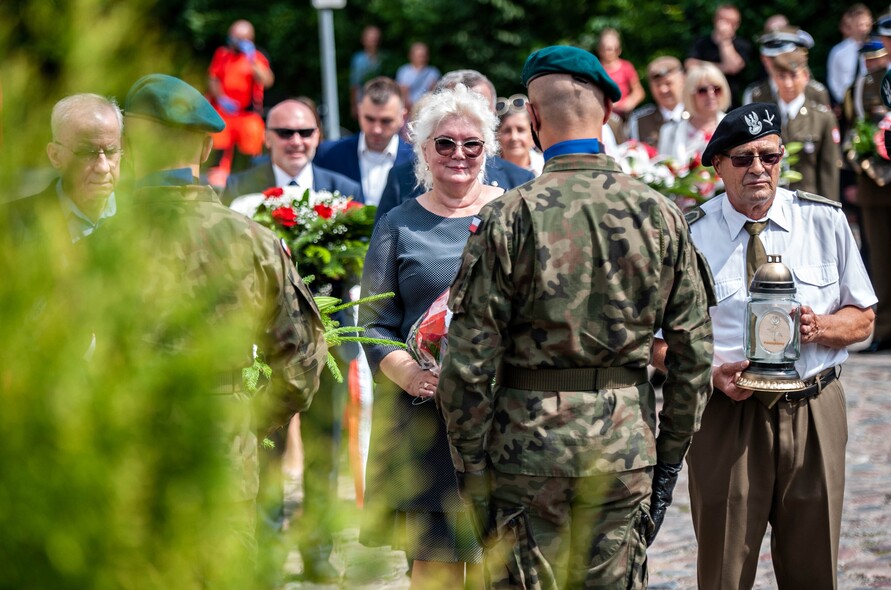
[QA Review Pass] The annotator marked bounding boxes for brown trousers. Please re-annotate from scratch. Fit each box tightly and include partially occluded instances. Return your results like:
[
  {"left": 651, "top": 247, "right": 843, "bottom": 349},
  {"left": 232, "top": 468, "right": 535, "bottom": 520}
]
[{"left": 687, "top": 380, "right": 847, "bottom": 590}]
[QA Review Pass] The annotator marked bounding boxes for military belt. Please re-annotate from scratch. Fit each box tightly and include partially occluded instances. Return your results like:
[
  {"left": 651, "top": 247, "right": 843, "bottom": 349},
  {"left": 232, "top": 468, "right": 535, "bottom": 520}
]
[
  {"left": 500, "top": 365, "right": 648, "bottom": 391},
  {"left": 749, "top": 366, "right": 839, "bottom": 408},
  {"left": 211, "top": 370, "right": 247, "bottom": 395}
]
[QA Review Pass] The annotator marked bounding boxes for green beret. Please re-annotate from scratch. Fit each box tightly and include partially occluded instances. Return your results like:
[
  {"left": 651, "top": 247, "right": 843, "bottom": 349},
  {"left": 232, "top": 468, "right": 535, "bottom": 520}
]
[
  {"left": 521, "top": 45, "right": 622, "bottom": 103},
  {"left": 125, "top": 74, "right": 225, "bottom": 133}
]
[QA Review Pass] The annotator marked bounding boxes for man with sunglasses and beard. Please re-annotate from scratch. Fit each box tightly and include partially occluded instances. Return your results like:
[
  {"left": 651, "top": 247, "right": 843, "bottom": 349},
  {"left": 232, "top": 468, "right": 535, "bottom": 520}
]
[
  {"left": 437, "top": 46, "right": 714, "bottom": 589},
  {"left": 654, "top": 102, "right": 875, "bottom": 589}
]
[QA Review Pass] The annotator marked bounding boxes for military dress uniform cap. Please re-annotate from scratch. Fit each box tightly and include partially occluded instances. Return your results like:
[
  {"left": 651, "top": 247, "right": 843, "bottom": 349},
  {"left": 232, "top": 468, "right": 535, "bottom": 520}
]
[
  {"left": 859, "top": 39, "right": 888, "bottom": 59},
  {"left": 125, "top": 73, "right": 225, "bottom": 133},
  {"left": 647, "top": 56, "right": 683, "bottom": 80},
  {"left": 877, "top": 14, "right": 891, "bottom": 36},
  {"left": 772, "top": 48, "right": 809, "bottom": 72},
  {"left": 702, "top": 102, "right": 781, "bottom": 166},
  {"left": 758, "top": 27, "right": 814, "bottom": 57},
  {"left": 521, "top": 45, "right": 622, "bottom": 102}
]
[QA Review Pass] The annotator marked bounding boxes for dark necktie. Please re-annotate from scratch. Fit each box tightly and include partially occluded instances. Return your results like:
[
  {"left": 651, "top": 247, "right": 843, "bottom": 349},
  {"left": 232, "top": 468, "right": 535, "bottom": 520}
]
[
  {"left": 288, "top": 180, "right": 298, "bottom": 186},
  {"left": 744, "top": 220, "right": 768, "bottom": 287}
]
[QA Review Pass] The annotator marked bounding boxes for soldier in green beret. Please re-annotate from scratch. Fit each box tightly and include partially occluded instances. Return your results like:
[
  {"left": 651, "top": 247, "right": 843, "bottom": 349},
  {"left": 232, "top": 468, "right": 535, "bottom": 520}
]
[
  {"left": 437, "top": 45, "right": 714, "bottom": 589},
  {"left": 120, "top": 74, "right": 328, "bottom": 575}
]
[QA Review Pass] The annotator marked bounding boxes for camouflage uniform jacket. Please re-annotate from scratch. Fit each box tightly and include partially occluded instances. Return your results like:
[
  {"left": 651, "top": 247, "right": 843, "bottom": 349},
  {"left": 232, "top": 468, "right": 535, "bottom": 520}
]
[
  {"left": 129, "top": 182, "right": 328, "bottom": 499},
  {"left": 438, "top": 153, "right": 714, "bottom": 478}
]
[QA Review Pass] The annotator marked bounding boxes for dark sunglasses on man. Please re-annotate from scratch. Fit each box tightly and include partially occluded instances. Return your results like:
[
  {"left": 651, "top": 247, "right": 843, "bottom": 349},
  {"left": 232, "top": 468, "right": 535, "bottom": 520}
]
[
  {"left": 722, "top": 147, "right": 784, "bottom": 168},
  {"left": 433, "top": 136, "right": 485, "bottom": 158},
  {"left": 269, "top": 127, "right": 317, "bottom": 140}
]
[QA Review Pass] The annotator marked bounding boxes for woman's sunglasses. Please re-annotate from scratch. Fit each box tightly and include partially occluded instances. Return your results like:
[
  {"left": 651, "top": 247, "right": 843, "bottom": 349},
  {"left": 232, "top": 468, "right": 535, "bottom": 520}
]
[
  {"left": 495, "top": 94, "right": 528, "bottom": 116},
  {"left": 696, "top": 85, "right": 722, "bottom": 96},
  {"left": 433, "top": 136, "right": 485, "bottom": 158}
]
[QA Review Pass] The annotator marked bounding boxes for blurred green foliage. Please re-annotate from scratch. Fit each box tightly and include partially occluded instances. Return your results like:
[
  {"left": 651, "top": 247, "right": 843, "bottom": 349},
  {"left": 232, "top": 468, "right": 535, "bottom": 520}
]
[
  {"left": 144, "top": 0, "right": 888, "bottom": 133},
  {"left": 2, "top": 0, "right": 890, "bottom": 586}
]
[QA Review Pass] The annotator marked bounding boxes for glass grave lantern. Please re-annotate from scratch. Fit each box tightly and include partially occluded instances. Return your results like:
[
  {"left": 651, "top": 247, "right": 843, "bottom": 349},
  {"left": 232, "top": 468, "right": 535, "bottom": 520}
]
[{"left": 736, "top": 254, "right": 807, "bottom": 397}]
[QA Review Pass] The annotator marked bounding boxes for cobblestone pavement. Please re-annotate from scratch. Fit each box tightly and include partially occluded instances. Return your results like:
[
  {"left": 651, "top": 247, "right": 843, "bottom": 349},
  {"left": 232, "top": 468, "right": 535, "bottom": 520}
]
[{"left": 283, "top": 351, "right": 891, "bottom": 589}]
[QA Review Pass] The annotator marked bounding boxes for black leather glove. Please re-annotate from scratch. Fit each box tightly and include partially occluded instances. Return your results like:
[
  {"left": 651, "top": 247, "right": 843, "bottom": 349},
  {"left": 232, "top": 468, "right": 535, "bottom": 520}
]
[
  {"left": 646, "top": 460, "right": 683, "bottom": 546},
  {"left": 455, "top": 470, "right": 491, "bottom": 543}
]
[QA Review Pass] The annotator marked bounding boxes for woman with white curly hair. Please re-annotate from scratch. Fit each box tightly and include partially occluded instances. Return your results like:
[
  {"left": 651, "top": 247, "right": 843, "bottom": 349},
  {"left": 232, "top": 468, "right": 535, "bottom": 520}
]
[{"left": 358, "top": 83, "right": 500, "bottom": 589}]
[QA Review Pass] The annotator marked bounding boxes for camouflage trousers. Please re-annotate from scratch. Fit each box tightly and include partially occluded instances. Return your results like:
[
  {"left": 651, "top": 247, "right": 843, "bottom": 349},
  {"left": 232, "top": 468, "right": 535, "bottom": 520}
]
[{"left": 484, "top": 468, "right": 652, "bottom": 590}]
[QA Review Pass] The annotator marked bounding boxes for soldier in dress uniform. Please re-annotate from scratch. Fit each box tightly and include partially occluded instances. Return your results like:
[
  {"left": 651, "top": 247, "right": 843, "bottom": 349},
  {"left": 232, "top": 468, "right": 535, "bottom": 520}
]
[
  {"left": 627, "top": 56, "right": 687, "bottom": 149},
  {"left": 437, "top": 46, "right": 714, "bottom": 589},
  {"left": 743, "top": 26, "right": 831, "bottom": 106},
  {"left": 769, "top": 48, "right": 841, "bottom": 200},
  {"left": 848, "top": 18, "right": 891, "bottom": 351}
]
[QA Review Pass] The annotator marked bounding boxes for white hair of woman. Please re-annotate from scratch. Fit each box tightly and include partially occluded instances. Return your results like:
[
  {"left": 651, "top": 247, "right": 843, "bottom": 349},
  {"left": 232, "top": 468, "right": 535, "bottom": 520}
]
[{"left": 409, "top": 83, "right": 498, "bottom": 190}]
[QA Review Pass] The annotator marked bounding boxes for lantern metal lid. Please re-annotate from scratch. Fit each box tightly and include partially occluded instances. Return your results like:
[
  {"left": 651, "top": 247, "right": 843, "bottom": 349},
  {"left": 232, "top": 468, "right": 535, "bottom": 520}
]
[{"left": 750, "top": 254, "right": 795, "bottom": 294}]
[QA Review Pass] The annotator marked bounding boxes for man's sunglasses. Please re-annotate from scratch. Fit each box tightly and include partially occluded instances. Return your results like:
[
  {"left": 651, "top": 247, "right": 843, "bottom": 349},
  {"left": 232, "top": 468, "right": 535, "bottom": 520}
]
[
  {"left": 269, "top": 127, "right": 317, "bottom": 139},
  {"left": 723, "top": 149, "right": 784, "bottom": 168},
  {"left": 496, "top": 94, "right": 528, "bottom": 116},
  {"left": 433, "top": 136, "right": 485, "bottom": 158}
]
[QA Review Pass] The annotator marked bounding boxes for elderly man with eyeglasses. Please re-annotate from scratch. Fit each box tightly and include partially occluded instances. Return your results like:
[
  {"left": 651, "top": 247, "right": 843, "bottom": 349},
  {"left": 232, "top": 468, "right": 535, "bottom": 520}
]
[
  {"left": 654, "top": 102, "right": 875, "bottom": 589},
  {"left": 8, "top": 93, "right": 122, "bottom": 245}
]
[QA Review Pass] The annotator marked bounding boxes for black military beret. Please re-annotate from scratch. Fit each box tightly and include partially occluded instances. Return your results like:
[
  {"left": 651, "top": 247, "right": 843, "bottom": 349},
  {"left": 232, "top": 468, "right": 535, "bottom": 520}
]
[
  {"left": 521, "top": 45, "right": 622, "bottom": 102},
  {"left": 702, "top": 103, "right": 782, "bottom": 166},
  {"left": 124, "top": 74, "right": 225, "bottom": 133}
]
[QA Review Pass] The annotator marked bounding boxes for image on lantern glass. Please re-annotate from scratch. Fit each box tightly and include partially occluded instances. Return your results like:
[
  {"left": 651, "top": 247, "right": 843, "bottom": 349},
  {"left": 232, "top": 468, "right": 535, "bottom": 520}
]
[{"left": 433, "top": 136, "right": 485, "bottom": 158}]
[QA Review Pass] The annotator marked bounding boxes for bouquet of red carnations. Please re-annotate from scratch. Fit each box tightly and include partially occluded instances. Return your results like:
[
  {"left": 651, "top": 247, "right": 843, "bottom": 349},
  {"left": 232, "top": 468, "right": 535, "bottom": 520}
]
[
  {"left": 246, "top": 186, "right": 375, "bottom": 282},
  {"left": 406, "top": 289, "right": 452, "bottom": 372}
]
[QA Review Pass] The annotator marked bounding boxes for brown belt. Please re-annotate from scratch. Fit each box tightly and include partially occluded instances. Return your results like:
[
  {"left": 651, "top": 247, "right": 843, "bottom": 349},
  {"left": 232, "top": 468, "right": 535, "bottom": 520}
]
[{"left": 499, "top": 365, "right": 649, "bottom": 391}]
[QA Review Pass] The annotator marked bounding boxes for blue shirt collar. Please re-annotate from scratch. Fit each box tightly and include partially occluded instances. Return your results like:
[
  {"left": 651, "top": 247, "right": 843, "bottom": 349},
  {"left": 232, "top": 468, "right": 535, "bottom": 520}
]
[
  {"left": 137, "top": 168, "right": 197, "bottom": 188},
  {"left": 543, "top": 138, "right": 601, "bottom": 162},
  {"left": 55, "top": 179, "right": 117, "bottom": 243}
]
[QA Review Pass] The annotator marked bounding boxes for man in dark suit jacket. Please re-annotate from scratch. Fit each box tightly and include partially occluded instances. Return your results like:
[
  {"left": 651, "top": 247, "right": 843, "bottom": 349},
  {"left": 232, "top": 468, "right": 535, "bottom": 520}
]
[
  {"left": 375, "top": 155, "right": 534, "bottom": 222},
  {"left": 314, "top": 76, "right": 412, "bottom": 206},
  {"left": 8, "top": 93, "right": 123, "bottom": 245},
  {"left": 221, "top": 99, "right": 360, "bottom": 205}
]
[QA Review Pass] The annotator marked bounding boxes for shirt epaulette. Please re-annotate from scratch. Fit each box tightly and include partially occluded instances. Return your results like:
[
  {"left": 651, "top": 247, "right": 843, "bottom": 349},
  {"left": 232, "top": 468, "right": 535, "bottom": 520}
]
[
  {"left": 630, "top": 104, "right": 657, "bottom": 121},
  {"left": 685, "top": 207, "right": 707, "bottom": 224},
  {"left": 795, "top": 190, "right": 842, "bottom": 208}
]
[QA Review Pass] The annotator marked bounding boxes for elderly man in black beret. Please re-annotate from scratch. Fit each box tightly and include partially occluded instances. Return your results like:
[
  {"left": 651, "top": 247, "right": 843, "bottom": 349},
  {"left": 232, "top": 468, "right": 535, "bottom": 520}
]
[
  {"left": 437, "top": 45, "right": 714, "bottom": 589},
  {"left": 655, "top": 102, "right": 875, "bottom": 589},
  {"left": 119, "top": 74, "right": 327, "bottom": 579}
]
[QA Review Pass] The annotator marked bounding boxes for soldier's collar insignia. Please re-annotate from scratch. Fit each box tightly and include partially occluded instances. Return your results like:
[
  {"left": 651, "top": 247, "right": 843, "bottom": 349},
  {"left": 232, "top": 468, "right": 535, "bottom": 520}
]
[
  {"left": 469, "top": 216, "right": 483, "bottom": 234},
  {"left": 280, "top": 238, "right": 292, "bottom": 259}
]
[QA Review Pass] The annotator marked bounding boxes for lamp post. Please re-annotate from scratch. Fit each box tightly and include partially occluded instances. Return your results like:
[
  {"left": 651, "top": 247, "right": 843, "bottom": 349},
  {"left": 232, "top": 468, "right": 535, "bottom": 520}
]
[{"left": 312, "top": 0, "right": 346, "bottom": 140}]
